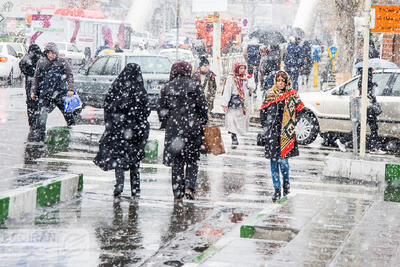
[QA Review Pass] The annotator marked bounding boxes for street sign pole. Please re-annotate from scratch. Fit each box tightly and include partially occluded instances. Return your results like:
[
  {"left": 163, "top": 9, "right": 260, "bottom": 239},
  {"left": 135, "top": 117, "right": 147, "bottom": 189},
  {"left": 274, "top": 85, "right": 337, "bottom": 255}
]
[
  {"left": 176, "top": 0, "right": 180, "bottom": 61},
  {"left": 359, "top": 0, "right": 372, "bottom": 157},
  {"left": 212, "top": 12, "right": 221, "bottom": 90}
]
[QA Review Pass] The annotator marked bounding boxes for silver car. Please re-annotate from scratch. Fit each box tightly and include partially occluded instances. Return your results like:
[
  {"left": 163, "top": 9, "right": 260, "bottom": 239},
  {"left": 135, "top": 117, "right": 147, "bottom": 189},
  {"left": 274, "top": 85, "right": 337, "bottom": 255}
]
[
  {"left": 296, "top": 69, "right": 400, "bottom": 147},
  {"left": 75, "top": 53, "right": 172, "bottom": 109}
]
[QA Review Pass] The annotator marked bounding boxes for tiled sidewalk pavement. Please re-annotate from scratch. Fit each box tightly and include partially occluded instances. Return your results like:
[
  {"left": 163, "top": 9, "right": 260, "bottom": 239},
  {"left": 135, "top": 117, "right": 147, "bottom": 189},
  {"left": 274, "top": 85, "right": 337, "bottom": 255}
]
[
  {"left": 331, "top": 201, "right": 400, "bottom": 266},
  {"left": 263, "top": 194, "right": 372, "bottom": 266},
  {"left": 195, "top": 192, "right": 400, "bottom": 266}
]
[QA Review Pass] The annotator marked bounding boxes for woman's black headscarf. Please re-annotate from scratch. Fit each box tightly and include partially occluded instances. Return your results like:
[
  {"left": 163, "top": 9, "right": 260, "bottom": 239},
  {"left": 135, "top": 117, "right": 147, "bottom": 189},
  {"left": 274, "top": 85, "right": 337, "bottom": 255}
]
[
  {"left": 105, "top": 63, "right": 148, "bottom": 118},
  {"left": 28, "top": 44, "right": 42, "bottom": 62},
  {"left": 169, "top": 60, "right": 192, "bottom": 81},
  {"left": 109, "top": 63, "right": 145, "bottom": 98}
]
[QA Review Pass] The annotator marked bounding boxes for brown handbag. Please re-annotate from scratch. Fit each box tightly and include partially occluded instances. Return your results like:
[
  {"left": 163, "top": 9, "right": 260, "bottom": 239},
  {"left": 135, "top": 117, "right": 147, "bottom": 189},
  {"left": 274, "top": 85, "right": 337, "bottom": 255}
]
[{"left": 201, "top": 125, "right": 225, "bottom": 155}]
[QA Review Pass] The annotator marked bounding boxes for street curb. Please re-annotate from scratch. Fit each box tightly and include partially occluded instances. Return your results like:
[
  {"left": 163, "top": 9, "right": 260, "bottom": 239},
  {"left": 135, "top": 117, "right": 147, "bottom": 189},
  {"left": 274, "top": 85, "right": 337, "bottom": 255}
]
[
  {"left": 384, "top": 164, "right": 400, "bottom": 202},
  {"left": 186, "top": 203, "right": 283, "bottom": 266},
  {"left": 0, "top": 173, "right": 83, "bottom": 223},
  {"left": 323, "top": 152, "right": 400, "bottom": 182},
  {"left": 240, "top": 196, "right": 288, "bottom": 238}
]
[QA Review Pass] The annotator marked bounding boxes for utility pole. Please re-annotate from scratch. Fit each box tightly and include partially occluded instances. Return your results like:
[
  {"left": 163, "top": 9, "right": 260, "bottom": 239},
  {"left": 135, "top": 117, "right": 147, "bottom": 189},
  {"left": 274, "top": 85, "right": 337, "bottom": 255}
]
[
  {"left": 176, "top": 0, "right": 180, "bottom": 60},
  {"left": 212, "top": 12, "right": 221, "bottom": 90},
  {"left": 359, "top": 0, "right": 372, "bottom": 157}
]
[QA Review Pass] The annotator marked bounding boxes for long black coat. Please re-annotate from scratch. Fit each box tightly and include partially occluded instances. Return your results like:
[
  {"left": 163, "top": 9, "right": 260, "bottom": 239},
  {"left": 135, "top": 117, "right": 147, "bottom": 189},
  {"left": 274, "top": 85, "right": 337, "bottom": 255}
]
[
  {"left": 260, "top": 101, "right": 299, "bottom": 159},
  {"left": 158, "top": 76, "right": 208, "bottom": 166},
  {"left": 94, "top": 63, "right": 150, "bottom": 171}
]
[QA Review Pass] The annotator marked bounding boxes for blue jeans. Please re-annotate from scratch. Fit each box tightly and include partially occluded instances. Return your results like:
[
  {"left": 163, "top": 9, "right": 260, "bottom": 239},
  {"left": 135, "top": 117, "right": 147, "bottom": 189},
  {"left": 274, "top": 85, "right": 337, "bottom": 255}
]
[{"left": 270, "top": 158, "right": 289, "bottom": 189}]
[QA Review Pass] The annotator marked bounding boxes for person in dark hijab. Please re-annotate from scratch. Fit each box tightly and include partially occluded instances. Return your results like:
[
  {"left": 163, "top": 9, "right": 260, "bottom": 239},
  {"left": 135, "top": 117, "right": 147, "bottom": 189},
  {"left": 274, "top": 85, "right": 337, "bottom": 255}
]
[
  {"left": 158, "top": 61, "right": 208, "bottom": 201},
  {"left": 94, "top": 63, "right": 150, "bottom": 197},
  {"left": 19, "top": 44, "right": 43, "bottom": 140}
]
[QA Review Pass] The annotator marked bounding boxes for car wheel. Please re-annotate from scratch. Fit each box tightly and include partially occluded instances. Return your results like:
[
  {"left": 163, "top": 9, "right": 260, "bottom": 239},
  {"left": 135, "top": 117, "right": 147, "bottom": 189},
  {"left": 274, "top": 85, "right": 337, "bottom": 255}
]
[
  {"left": 7, "top": 69, "right": 14, "bottom": 85},
  {"left": 296, "top": 111, "right": 319, "bottom": 145}
]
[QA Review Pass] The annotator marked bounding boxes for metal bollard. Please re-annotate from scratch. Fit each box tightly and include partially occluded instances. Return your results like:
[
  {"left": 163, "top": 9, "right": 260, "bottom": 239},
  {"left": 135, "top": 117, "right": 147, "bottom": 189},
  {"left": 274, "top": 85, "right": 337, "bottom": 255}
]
[{"left": 349, "top": 96, "right": 361, "bottom": 156}]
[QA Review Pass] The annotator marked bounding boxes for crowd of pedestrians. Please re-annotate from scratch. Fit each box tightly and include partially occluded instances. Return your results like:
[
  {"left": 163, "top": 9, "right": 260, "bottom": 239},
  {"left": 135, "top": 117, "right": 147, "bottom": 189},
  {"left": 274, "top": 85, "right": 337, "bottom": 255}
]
[{"left": 20, "top": 37, "right": 383, "bottom": 203}]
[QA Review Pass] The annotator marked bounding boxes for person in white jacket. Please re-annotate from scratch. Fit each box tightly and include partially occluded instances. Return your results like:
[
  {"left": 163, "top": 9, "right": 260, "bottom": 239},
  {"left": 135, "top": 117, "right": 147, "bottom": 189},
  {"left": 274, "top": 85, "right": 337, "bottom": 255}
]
[{"left": 221, "top": 62, "right": 254, "bottom": 146}]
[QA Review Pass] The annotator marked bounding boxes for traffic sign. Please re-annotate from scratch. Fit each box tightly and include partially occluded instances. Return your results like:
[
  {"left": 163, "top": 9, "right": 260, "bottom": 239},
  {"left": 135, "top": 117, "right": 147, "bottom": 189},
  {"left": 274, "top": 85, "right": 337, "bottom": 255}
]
[
  {"left": 0, "top": 14, "right": 4, "bottom": 23},
  {"left": 328, "top": 45, "right": 338, "bottom": 59},
  {"left": 312, "top": 45, "right": 321, "bottom": 62},
  {"left": 371, "top": 5, "right": 400, "bottom": 33},
  {"left": 243, "top": 18, "right": 248, "bottom": 27}
]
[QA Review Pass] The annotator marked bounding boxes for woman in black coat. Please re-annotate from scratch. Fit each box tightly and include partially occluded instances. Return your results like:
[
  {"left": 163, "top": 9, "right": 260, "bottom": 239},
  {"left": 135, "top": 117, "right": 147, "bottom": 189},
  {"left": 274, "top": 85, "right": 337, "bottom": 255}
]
[
  {"left": 260, "top": 71, "right": 304, "bottom": 202},
  {"left": 158, "top": 61, "right": 208, "bottom": 201},
  {"left": 94, "top": 63, "right": 150, "bottom": 197}
]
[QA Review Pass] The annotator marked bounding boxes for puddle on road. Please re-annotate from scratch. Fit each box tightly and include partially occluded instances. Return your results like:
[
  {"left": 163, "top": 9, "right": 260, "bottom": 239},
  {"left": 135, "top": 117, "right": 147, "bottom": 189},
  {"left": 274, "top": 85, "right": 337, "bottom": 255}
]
[
  {"left": 192, "top": 244, "right": 209, "bottom": 253},
  {"left": 163, "top": 260, "right": 183, "bottom": 266}
]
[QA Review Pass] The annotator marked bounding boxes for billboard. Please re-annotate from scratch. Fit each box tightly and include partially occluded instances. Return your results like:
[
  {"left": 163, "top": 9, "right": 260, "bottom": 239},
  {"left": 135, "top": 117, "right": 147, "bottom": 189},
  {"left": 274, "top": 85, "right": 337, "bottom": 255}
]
[{"left": 192, "top": 0, "right": 228, "bottom": 12}]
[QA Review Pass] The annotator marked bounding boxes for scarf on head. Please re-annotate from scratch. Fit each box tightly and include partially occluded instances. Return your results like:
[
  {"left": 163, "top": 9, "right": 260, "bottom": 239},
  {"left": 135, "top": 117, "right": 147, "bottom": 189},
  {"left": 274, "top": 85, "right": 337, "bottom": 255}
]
[
  {"left": 232, "top": 62, "right": 247, "bottom": 115},
  {"left": 261, "top": 72, "right": 304, "bottom": 158},
  {"left": 169, "top": 60, "right": 192, "bottom": 81}
]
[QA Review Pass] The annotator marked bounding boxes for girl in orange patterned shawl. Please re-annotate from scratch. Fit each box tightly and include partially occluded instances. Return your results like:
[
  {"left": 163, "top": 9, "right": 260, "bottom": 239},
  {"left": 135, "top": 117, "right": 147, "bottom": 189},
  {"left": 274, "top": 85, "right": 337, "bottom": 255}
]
[{"left": 260, "top": 70, "right": 304, "bottom": 202}]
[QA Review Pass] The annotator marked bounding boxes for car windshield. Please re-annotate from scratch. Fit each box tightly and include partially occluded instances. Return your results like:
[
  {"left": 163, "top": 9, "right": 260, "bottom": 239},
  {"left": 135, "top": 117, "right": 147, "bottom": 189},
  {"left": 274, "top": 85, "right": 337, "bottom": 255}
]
[
  {"left": 56, "top": 43, "right": 67, "bottom": 50},
  {"left": 9, "top": 44, "right": 21, "bottom": 53},
  {"left": 160, "top": 51, "right": 192, "bottom": 61},
  {"left": 126, "top": 56, "right": 171, "bottom": 73}
]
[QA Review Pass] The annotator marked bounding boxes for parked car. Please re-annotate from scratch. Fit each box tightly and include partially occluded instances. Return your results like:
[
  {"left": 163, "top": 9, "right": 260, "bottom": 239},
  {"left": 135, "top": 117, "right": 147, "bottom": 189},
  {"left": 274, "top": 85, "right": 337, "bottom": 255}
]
[
  {"left": 7, "top": 42, "right": 27, "bottom": 58},
  {"left": 75, "top": 53, "right": 172, "bottom": 109},
  {"left": 159, "top": 48, "right": 195, "bottom": 63},
  {"left": 296, "top": 69, "right": 400, "bottom": 149},
  {"left": 54, "top": 42, "right": 85, "bottom": 66},
  {"left": 0, "top": 43, "right": 22, "bottom": 85}
]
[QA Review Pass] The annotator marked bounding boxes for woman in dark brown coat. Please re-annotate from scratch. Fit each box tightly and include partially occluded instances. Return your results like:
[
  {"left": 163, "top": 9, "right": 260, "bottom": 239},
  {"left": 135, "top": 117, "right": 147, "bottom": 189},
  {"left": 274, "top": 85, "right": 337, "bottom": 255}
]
[{"left": 158, "top": 61, "right": 208, "bottom": 201}]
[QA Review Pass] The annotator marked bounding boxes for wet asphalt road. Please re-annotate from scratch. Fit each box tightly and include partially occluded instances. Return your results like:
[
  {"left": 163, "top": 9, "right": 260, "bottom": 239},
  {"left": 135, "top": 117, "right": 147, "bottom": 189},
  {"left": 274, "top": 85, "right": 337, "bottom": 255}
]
[{"left": 0, "top": 85, "right": 384, "bottom": 266}]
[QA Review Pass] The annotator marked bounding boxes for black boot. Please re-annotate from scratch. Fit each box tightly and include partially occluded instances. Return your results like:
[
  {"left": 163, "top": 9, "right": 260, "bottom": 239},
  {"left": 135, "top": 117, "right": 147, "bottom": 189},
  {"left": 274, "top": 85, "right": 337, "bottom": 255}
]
[
  {"left": 272, "top": 188, "right": 281, "bottom": 202},
  {"left": 283, "top": 181, "right": 290, "bottom": 196},
  {"left": 114, "top": 184, "right": 123, "bottom": 197},
  {"left": 231, "top": 133, "right": 239, "bottom": 145},
  {"left": 114, "top": 169, "right": 125, "bottom": 197},
  {"left": 130, "top": 167, "right": 141, "bottom": 197}
]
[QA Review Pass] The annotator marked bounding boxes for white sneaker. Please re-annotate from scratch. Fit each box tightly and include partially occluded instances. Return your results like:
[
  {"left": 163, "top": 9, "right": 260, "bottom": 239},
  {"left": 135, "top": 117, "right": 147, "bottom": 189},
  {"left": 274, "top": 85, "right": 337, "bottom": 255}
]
[
  {"left": 336, "top": 139, "right": 347, "bottom": 152},
  {"left": 370, "top": 148, "right": 386, "bottom": 155}
]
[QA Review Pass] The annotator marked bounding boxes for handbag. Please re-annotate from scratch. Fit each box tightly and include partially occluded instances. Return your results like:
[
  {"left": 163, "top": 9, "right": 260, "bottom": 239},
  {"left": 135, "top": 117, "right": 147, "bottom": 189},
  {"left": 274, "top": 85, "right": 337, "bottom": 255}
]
[
  {"left": 201, "top": 125, "right": 225, "bottom": 155},
  {"left": 257, "top": 132, "right": 266, "bottom": 146},
  {"left": 64, "top": 92, "right": 82, "bottom": 112},
  {"left": 228, "top": 94, "right": 243, "bottom": 108}
]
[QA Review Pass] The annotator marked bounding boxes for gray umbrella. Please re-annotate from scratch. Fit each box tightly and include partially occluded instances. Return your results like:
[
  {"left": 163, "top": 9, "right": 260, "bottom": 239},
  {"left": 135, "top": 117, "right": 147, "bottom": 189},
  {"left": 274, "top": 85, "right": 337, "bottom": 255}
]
[
  {"left": 354, "top": 58, "right": 399, "bottom": 69},
  {"left": 250, "top": 30, "right": 286, "bottom": 45}
]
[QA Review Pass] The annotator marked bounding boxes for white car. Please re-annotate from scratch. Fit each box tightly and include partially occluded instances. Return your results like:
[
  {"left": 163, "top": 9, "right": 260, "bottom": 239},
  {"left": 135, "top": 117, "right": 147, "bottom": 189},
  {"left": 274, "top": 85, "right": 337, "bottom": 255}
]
[
  {"left": 54, "top": 42, "right": 85, "bottom": 66},
  {"left": 296, "top": 69, "right": 400, "bottom": 148},
  {"left": 0, "top": 43, "right": 22, "bottom": 85}
]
